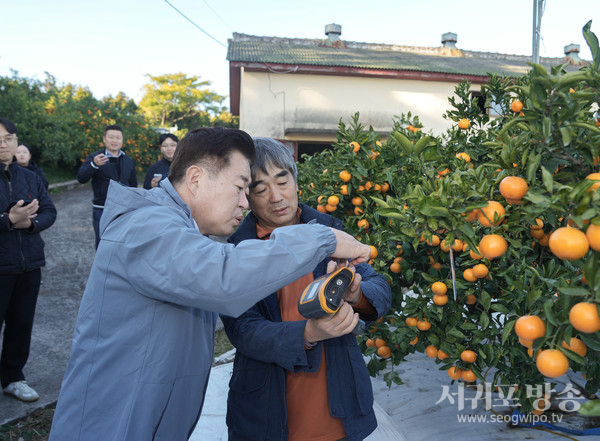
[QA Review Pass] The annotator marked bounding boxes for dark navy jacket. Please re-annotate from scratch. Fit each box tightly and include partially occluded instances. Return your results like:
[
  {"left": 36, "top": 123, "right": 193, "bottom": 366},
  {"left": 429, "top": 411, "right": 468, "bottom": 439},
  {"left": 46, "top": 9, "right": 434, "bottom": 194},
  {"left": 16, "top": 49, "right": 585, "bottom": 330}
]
[
  {"left": 143, "top": 158, "right": 171, "bottom": 190},
  {"left": 23, "top": 162, "right": 49, "bottom": 190},
  {"left": 0, "top": 162, "right": 57, "bottom": 273},
  {"left": 221, "top": 203, "right": 391, "bottom": 441},
  {"left": 76, "top": 150, "right": 137, "bottom": 206}
]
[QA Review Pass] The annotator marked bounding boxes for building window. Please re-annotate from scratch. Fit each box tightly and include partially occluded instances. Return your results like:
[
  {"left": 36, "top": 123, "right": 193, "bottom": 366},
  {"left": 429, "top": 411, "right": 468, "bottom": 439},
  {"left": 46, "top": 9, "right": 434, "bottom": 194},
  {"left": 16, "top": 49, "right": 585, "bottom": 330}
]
[
  {"left": 471, "top": 91, "right": 502, "bottom": 118},
  {"left": 297, "top": 143, "right": 333, "bottom": 162}
]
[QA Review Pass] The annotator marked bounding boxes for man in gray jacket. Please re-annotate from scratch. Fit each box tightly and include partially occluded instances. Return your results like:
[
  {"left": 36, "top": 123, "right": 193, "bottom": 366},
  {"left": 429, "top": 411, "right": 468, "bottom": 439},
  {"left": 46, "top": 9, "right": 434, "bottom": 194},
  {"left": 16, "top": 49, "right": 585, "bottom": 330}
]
[{"left": 49, "top": 127, "right": 369, "bottom": 441}]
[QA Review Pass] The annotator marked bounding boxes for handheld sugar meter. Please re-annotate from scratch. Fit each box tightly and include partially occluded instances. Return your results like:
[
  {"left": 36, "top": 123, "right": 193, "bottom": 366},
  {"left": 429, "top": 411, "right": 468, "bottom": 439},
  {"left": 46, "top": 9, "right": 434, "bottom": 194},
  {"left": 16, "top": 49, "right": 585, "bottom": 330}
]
[{"left": 298, "top": 267, "right": 366, "bottom": 335}]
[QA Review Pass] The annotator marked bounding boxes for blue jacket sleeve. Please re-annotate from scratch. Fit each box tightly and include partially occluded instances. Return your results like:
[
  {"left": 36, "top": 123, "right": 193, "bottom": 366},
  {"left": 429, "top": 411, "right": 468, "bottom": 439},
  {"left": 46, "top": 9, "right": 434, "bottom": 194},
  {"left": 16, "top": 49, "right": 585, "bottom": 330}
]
[
  {"left": 109, "top": 210, "right": 338, "bottom": 318},
  {"left": 354, "top": 262, "right": 392, "bottom": 322},
  {"left": 221, "top": 309, "right": 323, "bottom": 372}
]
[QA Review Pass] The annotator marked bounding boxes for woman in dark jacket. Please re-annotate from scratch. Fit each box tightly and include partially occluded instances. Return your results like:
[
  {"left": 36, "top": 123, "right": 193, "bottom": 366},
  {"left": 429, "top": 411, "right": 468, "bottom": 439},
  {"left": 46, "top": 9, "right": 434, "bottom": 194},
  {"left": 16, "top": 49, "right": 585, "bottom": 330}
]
[
  {"left": 143, "top": 133, "right": 178, "bottom": 189},
  {"left": 15, "top": 144, "right": 49, "bottom": 190}
]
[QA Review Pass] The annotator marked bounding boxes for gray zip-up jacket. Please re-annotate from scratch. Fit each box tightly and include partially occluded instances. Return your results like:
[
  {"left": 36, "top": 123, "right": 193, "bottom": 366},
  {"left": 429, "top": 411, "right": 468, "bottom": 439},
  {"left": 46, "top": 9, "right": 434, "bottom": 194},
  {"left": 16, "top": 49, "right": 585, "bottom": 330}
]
[{"left": 49, "top": 179, "right": 338, "bottom": 441}]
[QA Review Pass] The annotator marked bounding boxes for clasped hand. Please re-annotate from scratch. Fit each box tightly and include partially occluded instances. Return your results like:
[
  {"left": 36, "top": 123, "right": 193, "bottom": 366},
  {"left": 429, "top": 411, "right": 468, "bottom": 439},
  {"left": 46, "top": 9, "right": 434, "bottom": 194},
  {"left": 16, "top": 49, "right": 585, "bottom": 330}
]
[{"left": 8, "top": 199, "right": 39, "bottom": 229}]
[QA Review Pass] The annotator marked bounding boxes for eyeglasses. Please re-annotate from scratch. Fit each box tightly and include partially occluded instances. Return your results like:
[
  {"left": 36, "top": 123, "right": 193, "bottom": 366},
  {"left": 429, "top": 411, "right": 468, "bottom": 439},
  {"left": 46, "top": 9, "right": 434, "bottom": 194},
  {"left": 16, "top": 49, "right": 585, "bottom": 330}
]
[
  {"left": 161, "top": 143, "right": 177, "bottom": 149},
  {"left": 0, "top": 135, "right": 17, "bottom": 145}
]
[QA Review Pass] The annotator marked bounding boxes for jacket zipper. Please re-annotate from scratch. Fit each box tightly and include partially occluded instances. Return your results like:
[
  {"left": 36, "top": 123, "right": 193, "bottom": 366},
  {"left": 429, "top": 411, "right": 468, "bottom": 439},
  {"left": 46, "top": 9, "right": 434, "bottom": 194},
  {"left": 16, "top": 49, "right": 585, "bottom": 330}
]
[{"left": 8, "top": 175, "right": 26, "bottom": 271}]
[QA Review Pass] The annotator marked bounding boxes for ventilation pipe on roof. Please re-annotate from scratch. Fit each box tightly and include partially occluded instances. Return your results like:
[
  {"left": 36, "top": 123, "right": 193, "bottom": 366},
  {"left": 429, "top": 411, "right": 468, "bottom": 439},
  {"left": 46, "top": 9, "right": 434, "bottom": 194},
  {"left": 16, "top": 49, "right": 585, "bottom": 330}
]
[
  {"left": 441, "top": 32, "right": 458, "bottom": 49},
  {"left": 564, "top": 43, "right": 582, "bottom": 64},
  {"left": 325, "top": 23, "right": 342, "bottom": 45}
]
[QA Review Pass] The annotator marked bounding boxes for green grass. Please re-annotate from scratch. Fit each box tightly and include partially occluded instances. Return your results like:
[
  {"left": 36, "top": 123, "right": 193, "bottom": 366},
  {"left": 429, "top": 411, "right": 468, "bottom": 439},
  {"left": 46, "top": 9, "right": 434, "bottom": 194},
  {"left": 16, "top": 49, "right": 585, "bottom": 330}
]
[
  {"left": 0, "top": 405, "right": 54, "bottom": 441},
  {"left": 0, "top": 330, "right": 234, "bottom": 440},
  {"left": 41, "top": 167, "right": 147, "bottom": 186},
  {"left": 42, "top": 167, "right": 77, "bottom": 185},
  {"left": 214, "top": 328, "right": 234, "bottom": 358}
]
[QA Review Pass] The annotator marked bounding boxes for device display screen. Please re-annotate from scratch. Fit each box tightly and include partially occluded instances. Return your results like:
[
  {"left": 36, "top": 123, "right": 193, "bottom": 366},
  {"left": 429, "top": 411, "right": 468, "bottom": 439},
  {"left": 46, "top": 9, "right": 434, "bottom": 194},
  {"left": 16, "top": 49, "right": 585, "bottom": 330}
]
[{"left": 302, "top": 282, "right": 320, "bottom": 302}]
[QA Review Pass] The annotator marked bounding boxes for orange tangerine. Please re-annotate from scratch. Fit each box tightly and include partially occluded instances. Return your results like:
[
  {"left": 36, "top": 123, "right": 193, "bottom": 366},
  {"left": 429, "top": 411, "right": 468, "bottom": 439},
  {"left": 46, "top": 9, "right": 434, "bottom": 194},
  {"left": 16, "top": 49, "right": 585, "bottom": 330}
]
[
  {"left": 548, "top": 226, "right": 589, "bottom": 260},
  {"left": 477, "top": 201, "right": 506, "bottom": 227},
  {"left": 431, "top": 281, "right": 448, "bottom": 296}
]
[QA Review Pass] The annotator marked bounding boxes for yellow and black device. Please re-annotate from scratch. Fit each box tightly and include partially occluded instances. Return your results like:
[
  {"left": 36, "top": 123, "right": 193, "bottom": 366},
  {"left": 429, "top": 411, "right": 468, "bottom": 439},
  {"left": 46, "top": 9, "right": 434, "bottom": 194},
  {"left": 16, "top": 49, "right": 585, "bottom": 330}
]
[{"left": 298, "top": 267, "right": 366, "bottom": 335}]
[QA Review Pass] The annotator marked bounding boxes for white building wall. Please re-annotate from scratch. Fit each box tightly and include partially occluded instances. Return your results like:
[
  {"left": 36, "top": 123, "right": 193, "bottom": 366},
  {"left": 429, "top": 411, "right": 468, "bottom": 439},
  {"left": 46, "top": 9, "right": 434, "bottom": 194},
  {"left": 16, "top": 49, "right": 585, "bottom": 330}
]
[{"left": 239, "top": 70, "right": 471, "bottom": 140}]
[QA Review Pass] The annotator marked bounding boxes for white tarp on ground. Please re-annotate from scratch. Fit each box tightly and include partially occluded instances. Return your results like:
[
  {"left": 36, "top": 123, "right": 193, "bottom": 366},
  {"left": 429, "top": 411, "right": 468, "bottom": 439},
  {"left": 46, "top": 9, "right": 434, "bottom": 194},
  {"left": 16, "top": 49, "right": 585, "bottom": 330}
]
[{"left": 192, "top": 352, "right": 600, "bottom": 441}]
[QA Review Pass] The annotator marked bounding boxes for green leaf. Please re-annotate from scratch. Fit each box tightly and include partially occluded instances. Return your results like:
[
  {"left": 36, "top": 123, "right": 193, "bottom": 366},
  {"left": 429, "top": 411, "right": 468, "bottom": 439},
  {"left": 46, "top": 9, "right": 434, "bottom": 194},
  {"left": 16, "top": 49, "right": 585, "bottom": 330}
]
[
  {"left": 413, "top": 135, "right": 432, "bottom": 155},
  {"left": 530, "top": 63, "right": 549, "bottom": 78},
  {"left": 418, "top": 198, "right": 450, "bottom": 217},
  {"left": 498, "top": 117, "right": 524, "bottom": 138},
  {"left": 541, "top": 166, "right": 554, "bottom": 193},
  {"left": 556, "top": 287, "right": 590, "bottom": 296},
  {"left": 377, "top": 208, "right": 405, "bottom": 219},
  {"left": 479, "top": 311, "right": 490, "bottom": 330},
  {"left": 392, "top": 132, "right": 413, "bottom": 155},
  {"left": 558, "top": 346, "right": 587, "bottom": 365},
  {"left": 559, "top": 127, "right": 572, "bottom": 147},
  {"left": 448, "top": 328, "right": 468, "bottom": 339},
  {"left": 370, "top": 196, "right": 390, "bottom": 209},
  {"left": 578, "top": 399, "right": 600, "bottom": 416},
  {"left": 501, "top": 319, "right": 516, "bottom": 344},
  {"left": 543, "top": 299, "right": 558, "bottom": 326},
  {"left": 583, "top": 20, "right": 600, "bottom": 70},
  {"left": 525, "top": 191, "right": 551, "bottom": 207},
  {"left": 526, "top": 289, "right": 542, "bottom": 309},
  {"left": 526, "top": 153, "right": 541, "bottom": 183},
  {"left": 569, "top": 122, "right": 600, "bottom": 135},
  {"left": 580, "top": 333, "right": 600, "bottom": 352},
  {"left": 542, "top": 117, "right": 551, "bottom": 140},
  {"left": 491, "top": 303, "right": 510, "bottom": 314},
  {"left": 480, "top": 291, "right": 491, "bottom": 312}
]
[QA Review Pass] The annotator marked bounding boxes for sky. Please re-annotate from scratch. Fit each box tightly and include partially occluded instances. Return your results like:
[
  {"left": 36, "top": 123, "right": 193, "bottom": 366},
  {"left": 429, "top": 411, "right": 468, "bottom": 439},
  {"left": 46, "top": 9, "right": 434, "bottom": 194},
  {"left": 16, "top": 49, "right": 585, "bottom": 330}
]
[{"left": 1, "top": 0, "right": 599, "bottom": 108}]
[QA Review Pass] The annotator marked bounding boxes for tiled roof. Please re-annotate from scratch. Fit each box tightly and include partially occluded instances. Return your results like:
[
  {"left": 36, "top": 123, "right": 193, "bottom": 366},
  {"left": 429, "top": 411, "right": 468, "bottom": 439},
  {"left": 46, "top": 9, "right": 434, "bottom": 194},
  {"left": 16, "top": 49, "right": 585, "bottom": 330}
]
[{"left": 227, "top": 33, "right": 585, "bottom": 77}]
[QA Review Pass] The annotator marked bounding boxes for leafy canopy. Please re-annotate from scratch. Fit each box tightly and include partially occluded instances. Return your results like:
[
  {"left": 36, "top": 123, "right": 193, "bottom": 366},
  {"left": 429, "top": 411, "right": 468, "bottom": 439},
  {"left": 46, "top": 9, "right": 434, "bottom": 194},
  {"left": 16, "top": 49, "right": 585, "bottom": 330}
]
[{"left": 138, "top": 73, "right": 226, "bottom": 129}]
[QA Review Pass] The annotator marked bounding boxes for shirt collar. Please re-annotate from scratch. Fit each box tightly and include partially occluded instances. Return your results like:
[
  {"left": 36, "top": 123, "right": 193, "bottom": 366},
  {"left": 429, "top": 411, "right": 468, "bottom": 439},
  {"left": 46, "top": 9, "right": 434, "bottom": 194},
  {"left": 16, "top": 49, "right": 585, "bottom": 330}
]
[
  {"left": 255, "top": 207, "right": 302, "bottom": 239},
  {"left": 104, "top": 150, "right": 124, "bottom": 158}
]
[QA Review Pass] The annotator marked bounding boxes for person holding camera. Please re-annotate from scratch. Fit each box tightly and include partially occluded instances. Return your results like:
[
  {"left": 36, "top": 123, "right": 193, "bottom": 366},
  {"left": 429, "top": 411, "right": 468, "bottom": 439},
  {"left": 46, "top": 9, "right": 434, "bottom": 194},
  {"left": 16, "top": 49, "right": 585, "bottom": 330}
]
[
  {"left": 76, "top": 124, "right": 137, "bottom": 248},
  {"left": 143, "top": 133, "right": 178, "bottom": 189},
  {"left": 0, "top": 117, "right": 57, "bottom": 402}
]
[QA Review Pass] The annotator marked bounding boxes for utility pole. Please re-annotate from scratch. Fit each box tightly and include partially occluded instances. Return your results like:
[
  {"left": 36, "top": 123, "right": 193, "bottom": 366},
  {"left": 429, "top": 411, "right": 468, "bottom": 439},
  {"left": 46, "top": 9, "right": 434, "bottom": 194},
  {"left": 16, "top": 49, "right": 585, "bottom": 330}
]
[{"left": 532, "top": 0, "right": 545, "bottom": 64}]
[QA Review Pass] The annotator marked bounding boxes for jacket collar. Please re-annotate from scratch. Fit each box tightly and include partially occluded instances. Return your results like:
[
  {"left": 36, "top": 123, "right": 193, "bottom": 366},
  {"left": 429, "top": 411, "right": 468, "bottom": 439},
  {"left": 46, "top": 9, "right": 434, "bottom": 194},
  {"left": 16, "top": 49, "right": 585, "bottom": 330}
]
[
  {"left": 160, "top": 178, "right": 193, "bottom": 220},
  {"left": 228, "top": 202, "right": 341, "bottom": 244}
]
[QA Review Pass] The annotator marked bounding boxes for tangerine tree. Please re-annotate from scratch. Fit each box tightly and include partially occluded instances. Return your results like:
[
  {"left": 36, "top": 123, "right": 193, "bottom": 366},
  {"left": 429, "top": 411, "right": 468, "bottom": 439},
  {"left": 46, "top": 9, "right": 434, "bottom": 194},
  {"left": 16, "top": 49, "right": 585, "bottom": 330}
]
[{"left": 297, "top": 21, "right": 600, "bottom": 413}]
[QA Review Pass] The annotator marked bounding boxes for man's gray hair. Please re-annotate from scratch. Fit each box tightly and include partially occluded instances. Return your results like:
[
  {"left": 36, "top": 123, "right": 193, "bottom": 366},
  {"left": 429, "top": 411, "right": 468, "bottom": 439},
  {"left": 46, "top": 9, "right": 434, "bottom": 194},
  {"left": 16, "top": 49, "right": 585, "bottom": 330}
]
[{"left": 251, "top": 137, "right": 298, "bottom": 182}]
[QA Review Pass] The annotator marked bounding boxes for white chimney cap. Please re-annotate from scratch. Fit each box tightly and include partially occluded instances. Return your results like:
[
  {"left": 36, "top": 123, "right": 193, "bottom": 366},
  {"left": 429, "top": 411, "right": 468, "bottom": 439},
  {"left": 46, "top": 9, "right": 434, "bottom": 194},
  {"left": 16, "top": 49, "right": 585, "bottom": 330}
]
[{"left": 564, "top": 43, "right": 580, "bottom": 54}]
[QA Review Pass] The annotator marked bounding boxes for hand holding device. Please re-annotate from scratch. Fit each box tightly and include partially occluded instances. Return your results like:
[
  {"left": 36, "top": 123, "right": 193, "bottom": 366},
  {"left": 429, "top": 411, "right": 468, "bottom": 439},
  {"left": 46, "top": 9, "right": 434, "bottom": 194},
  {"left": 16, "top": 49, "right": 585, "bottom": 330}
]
[
  {"left": 298, "top": 267, "right": 367, "bottom": 339},
  {"left": 8, "top": 199, "right": 39, "bottom": 229},
  {"left": 93, "top": 153, "right": 109, "bottom": 166}
]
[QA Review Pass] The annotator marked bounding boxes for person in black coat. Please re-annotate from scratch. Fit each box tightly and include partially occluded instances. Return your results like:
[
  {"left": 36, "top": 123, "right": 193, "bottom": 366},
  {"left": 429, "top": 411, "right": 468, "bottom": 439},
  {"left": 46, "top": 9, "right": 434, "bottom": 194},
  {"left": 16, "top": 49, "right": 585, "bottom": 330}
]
[
  {"left": 143, "top": 133, "right": 178, "bottom": 190},
  {"left": 0, "top": 117, "right": 57, "bottom": 402},
  {"left": 77, "top": 124, "right": 137, "bottom": 248},
  {"left": 15, "top": 143, "right": 49, "bottom": 190}
]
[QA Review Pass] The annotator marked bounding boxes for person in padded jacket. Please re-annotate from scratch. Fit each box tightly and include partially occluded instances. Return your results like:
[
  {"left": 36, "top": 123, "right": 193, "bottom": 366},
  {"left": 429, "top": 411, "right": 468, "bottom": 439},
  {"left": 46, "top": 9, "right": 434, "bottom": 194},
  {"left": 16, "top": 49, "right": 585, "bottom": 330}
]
[
  {"left": 76, "top": 124, "right": 137, "bottom": 248},
  {"left": 15, "top": 143, "right": 49, "bottom": 190},
  {"left": 221, "top": 137, "right": 392, "bottom": 441},
  {"left": 0, "top": 117, "right": 57, "bottom": 402}
]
